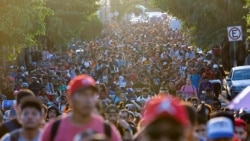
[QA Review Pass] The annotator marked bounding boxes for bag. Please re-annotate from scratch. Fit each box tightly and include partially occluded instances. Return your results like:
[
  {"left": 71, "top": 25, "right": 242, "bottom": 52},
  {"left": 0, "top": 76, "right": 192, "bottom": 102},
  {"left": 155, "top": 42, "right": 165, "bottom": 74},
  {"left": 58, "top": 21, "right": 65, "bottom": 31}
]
[{"left": 50, "top": 119, "right": 111, "bottom": 141}]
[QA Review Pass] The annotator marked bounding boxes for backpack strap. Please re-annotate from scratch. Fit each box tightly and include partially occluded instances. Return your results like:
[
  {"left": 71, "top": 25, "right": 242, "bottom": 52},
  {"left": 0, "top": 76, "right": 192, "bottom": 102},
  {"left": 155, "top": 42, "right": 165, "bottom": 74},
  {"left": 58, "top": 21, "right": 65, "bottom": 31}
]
[
  {"left": 104, "top": 122, "right": 111, "bottom": 139},
  {"left": 113, "top": 96, "right": 117, "bottom": 104},
  {"left": 181, "top": 86, "right": 186, "bottom": 92},
  {"left": 10, "top": 130, "right": 20, "bottom": 141},
  {"left": 50, "top": 119, "right": 61, "bottom": 141},
  {"left": 192, "top": 85, "right": 195, "bottom": 96}
]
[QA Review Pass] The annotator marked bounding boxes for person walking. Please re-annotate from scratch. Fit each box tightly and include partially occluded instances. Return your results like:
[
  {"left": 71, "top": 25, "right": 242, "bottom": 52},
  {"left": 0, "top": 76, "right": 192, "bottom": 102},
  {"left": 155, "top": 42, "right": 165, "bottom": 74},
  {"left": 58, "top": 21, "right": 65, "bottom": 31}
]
[
  {"left": 134, "top": 95, "right": 189, "bottom": 141},
  {"left": 40, "top": 74, "right": 121, "bottom": 141},
  {"left": 1, "top": 97, "right": 43, "bottom": 141},
  {"left": 181, "top": 78, "right": 197, "bottom": 99}
]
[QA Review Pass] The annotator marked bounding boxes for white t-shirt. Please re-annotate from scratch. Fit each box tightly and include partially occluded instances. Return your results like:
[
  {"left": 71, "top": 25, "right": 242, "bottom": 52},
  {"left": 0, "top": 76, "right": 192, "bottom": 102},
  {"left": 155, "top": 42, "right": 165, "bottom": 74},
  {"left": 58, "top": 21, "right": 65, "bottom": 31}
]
[{"left": 1, "top": 129, "right": 41, "bottom": 141}]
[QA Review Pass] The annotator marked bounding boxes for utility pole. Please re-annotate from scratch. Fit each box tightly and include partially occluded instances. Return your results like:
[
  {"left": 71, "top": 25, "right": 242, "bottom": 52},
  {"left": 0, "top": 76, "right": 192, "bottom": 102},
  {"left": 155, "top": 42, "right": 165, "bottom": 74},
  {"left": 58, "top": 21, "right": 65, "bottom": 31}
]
[{"left": 104, "top": 0, "right": 106, "bottom": 24}]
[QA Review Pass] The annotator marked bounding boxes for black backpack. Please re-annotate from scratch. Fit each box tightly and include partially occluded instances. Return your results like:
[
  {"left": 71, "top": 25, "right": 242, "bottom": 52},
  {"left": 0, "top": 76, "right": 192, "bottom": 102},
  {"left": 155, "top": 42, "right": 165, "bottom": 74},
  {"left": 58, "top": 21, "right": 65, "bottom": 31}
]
[{"left": 50, "top": 119, "right": 112, "bottom": 141}]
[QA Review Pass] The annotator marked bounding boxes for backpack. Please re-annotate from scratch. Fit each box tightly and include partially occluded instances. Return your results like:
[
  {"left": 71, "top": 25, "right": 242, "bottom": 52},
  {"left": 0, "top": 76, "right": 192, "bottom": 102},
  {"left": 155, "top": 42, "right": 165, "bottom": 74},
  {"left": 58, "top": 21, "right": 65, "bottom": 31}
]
[{"left": 50, "top": 119, "right": 112, "bottom": 141}]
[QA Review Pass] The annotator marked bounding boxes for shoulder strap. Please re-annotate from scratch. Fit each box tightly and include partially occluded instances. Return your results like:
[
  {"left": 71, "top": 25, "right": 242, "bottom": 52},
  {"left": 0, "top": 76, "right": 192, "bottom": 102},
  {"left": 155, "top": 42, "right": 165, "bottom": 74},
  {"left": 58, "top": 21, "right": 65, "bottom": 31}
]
[
  {"left": 50, "top": 119, "right": 61, "bottom": 141},
  {"left": 104, "top": 122, "right": 111, "bottom": 139},
  {"left": 113, "top": 96, "right": 117, "bottom": 104},
  {"left": 182, "top": 86, "right": 186, "bottom": 92},
  {"left": 192, "top": 85, "right": 195, "bottom": 96},
  {"left": 10, "top": 130, "right": 20, "bottom": 141}
]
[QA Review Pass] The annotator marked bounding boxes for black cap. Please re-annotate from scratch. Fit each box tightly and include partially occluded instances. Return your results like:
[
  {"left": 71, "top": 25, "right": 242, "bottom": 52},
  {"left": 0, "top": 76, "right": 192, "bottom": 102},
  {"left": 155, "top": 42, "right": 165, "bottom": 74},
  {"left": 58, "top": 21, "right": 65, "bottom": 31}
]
[{"left": 20, "top": 97, "right": 42, "bottom": 113}]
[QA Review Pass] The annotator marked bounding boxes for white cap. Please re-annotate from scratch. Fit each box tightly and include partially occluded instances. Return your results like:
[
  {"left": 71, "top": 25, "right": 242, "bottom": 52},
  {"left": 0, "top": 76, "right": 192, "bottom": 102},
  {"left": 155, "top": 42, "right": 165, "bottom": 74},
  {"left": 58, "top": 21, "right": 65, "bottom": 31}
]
[
  {"left": 207, "top": 117, "right": 234, "bottom": 139},
  {"left": 20, "top": 66, "right": 25, "bottom": 70},
  {"left": 213, "top": 64, "right": 218, "bottom": 68}
]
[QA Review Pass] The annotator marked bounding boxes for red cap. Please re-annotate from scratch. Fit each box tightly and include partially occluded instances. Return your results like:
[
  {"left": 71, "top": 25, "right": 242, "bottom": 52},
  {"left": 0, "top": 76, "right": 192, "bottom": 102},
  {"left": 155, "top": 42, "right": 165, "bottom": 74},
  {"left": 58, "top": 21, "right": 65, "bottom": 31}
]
[
  {"left": 67, "top": 75, "right": 97, "bottom": 96},
  {"left": 233, "top": 135, "right": 241, "bottom": 141},
  {"left": 235, "top": 118, "right": 247, "bottom": 130},
  {"left": 142, "top": 95, "right": 189, "bottom": 127}
]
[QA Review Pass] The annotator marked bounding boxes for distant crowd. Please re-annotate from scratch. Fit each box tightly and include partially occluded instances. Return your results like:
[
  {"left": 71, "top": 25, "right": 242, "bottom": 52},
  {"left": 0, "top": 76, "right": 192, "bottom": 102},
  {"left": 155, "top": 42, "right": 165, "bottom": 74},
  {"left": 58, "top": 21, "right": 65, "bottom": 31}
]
[{"left": 0, "top": 21, "right": 249, "bottom": 141}]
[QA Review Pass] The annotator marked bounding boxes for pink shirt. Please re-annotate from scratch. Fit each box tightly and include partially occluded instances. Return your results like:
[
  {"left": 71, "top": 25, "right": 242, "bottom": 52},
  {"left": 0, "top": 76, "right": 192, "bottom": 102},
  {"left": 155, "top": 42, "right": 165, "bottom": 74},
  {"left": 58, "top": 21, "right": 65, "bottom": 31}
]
[
  {"left": 181, "top": 85, "right": 197, "bottom": 97},
  {"left": 39, "top": 114, "right": 122, "bottom": 141}
]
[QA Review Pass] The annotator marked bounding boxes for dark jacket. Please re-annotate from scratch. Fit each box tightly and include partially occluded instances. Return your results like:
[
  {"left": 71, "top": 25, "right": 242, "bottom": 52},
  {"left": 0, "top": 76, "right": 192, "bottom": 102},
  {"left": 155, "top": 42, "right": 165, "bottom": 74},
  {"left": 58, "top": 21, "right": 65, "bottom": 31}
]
[{"left": 0, "top": 118, "right": 22, "bottom": 138}]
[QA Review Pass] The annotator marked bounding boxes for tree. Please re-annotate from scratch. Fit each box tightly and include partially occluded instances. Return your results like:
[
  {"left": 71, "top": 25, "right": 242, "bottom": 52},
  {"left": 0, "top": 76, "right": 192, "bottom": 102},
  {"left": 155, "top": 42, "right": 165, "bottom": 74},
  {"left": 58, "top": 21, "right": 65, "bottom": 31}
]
[
  {"left": 45, "top": 0, "right": 100, "bottom": 51},
  {"left": 80, "top": 14, "right": 103, "bottom": 41},
  {"left": 246, "top": 0, "right": 250, "bottom": 32},
  {"left": 155, "top": 0, "right": 247, "bottom": 48},
  {"left": 0, "top": 0, "right": 52, "bottom": 61},
  {"left": 154, "top": 0, "right": 248, "bottom": 69}
]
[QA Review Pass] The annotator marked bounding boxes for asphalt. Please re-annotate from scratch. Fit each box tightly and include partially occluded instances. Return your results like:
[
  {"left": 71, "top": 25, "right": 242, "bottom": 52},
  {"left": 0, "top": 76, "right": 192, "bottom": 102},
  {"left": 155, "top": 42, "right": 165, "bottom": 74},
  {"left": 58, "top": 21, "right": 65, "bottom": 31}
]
[
  {"left": 218, "top": 78, "right": 231, "bottom": 108},
  {"left": 218, "top": 90, "right": 230, "bottom": 108}
]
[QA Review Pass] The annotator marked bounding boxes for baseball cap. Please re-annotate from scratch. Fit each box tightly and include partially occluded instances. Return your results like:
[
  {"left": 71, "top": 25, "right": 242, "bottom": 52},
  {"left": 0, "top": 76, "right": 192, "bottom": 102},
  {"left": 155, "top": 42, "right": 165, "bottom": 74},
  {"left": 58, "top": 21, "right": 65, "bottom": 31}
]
[
  {"left": 22, "top": 82, "right": 29, "bottom": 88},
  {"left": 213, "top": 64, "right": 219, "bottom": 68},
  {"left": 235, "top": 118, "right": 247, "bottom": 130},
  {"left": 20, "top": 97, "right": 42, "bottom": 113},
  {"left": 16, "top": 89, "right": 35, "bottom": 105},
  {"left": 67, "top": 74, "right": 98, "bottom": 96},
  {"left": 142, "top": 95, "right": 189, "bottom": 127},
  {"left": 207, "top": 117, "right": 234, "bottom": 139},
  {"left": 126, "top": 104, "right": 136, "bottom": 111}
]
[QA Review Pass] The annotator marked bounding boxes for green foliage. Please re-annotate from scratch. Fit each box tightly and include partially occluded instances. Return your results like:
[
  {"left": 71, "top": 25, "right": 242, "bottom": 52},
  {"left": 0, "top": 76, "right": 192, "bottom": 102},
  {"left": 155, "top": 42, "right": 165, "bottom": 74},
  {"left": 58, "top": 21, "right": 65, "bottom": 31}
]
[
  {"left": 81, "top": 14, "right": 103, "bottom": 41},
  {"left": 0, "top": 0, "right": 103, "bottom": 60},
  {"left": 0, "top": 0, "right": 52, "bottom": 61},
  {"left": 245, "top": 0, "right": 250, "bottom": 35},
  {"left": 45, "top": 0, "right": 100, "bottom": 47},
  {"left": 154, "top": 0, "right": 247, "bottom": 49}
]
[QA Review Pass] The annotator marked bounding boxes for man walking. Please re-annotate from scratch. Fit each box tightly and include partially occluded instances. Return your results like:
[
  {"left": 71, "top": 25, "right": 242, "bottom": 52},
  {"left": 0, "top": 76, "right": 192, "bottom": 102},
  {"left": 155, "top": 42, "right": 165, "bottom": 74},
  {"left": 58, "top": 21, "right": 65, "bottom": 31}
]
[
  {"left": 0, "top": 89, "right": 35, "bottom": 138},
  {"left": 40, "top": 75, "right": 121, "bottom": 141},
  {"left": 1, "top": 97, "right": 43, "bottom": 141}
]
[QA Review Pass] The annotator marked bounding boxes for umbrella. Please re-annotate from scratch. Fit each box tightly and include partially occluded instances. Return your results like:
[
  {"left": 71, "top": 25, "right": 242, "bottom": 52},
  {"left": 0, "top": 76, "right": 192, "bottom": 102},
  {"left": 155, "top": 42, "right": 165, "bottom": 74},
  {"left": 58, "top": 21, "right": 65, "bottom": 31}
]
[{"left": 227, "top": 86, "right": 250, "bottom": 110}]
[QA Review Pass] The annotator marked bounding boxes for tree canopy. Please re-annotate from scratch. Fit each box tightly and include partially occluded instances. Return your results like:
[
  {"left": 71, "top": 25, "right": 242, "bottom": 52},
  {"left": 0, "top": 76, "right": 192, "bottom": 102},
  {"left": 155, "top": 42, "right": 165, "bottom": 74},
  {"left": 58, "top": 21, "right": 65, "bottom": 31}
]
[
  {"left": 154, "top": 0, "right": 248, "bottom": 49},
  {"left": 245, "top": 0, "right": 250, "bottom": 33},
  {"left": 80, "top": 14, "right": 103, "bottom": 41},
  {"left": 0, "top": 0, "right": 103, "bottom": 61},
  {"left": 0, "top": 0, "right": 52, "bottom": 60},
  {"left": 45, "top": 0, "right": 100, "bottom": 49}
]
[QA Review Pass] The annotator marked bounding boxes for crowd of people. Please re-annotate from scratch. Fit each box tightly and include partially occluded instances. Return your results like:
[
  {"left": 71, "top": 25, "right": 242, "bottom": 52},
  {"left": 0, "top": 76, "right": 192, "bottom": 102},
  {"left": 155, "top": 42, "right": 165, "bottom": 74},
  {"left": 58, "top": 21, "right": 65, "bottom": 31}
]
[{"left": 0, "top": 21, "right": 249, "bottom": 141}]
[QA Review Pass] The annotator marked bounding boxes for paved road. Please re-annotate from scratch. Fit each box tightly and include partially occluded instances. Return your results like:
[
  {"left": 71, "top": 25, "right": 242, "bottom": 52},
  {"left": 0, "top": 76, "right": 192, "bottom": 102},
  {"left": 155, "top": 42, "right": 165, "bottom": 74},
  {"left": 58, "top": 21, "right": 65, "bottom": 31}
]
[{"left": 219, "top": 90, "right": 230, "bottom": 108}]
